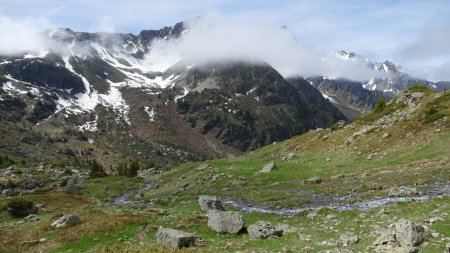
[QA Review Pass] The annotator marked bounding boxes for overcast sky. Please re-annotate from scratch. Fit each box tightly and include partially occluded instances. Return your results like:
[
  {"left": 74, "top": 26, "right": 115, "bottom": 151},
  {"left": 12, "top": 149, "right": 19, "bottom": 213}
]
[{"left": 0, "top": 0, "right": 449, "bottom": 80}]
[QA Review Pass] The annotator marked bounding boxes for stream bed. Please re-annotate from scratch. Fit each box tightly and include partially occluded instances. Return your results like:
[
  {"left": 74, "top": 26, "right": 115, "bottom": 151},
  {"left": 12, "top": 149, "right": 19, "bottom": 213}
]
[{"left": 111, "top": 180, "right": 449, "bottom": 216}]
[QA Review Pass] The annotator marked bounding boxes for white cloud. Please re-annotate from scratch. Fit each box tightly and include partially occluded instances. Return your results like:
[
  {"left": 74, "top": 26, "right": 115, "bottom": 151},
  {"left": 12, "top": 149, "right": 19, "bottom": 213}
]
[
  {"left": 94, "top": 16, "right": 116, "bottom": 33},
  {"left": 144, "top": 15, "right": 387, "bottom": 81},
  {"left": 0, "top": 15, "right": 52, "bottom": 55}
]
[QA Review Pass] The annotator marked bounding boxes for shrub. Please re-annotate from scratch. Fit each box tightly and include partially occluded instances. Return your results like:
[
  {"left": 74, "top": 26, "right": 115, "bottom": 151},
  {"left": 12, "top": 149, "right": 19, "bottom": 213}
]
[
  {"left": 88, "top": 160, "right": 107, "bottom": 178},
  {"left": 6, "top": 198, "right": 37, "bottom": 217},
  {"left": 117, "top": 160, "right": 140, "bottom": 178},
  {"left": 373, "top": 98, "right": 386, "bottom": 114}
]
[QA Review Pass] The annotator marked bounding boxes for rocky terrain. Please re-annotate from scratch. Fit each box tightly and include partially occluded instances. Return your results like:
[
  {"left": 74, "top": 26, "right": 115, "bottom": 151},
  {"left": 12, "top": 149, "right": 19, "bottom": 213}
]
[
  {"left": 0, "top": 21, "right": 349, "bottom": 170},
  {"left": 0, "top": 85, "right": 448, "bottom": 252}
]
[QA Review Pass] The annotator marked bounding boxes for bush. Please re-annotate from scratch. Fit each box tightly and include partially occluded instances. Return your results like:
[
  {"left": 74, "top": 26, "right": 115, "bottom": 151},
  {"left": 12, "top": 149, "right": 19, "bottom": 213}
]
[
  {"left": 373, "top": 98, "right": 386, "bottom": 114},
  {"left": 6, "top": 198, "right": 37, "bottom": 217},
  {"left": 117, "top": 160, "right": 140, "bottom": 178},
  {"left": 88, "top": 160, "right": 107, "bottom": 178}
]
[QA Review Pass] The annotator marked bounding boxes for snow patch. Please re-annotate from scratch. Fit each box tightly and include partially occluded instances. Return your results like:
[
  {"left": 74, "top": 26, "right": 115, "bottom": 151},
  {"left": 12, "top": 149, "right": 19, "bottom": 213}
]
[
  {"left": 144, "top": 106, "right": 155, "bottom": 121},
  {"left": 321, "top": 92, "right": 336, "bottom": 103},
  {"left": 79, "top": 115, "right": 98, "bottom": 132}
]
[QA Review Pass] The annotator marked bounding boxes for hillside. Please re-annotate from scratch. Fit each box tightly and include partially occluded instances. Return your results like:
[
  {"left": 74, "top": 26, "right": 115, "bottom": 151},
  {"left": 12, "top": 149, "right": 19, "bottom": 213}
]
[
  {"left": 0, "top": 22, "right": 346, "bottom": 169},
  {"left": 1, "top": 85, "right": 448, "bottom": 252}
]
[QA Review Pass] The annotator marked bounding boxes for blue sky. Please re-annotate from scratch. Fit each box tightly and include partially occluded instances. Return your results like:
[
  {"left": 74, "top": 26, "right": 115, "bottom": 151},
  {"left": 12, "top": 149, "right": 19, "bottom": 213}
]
[{"left": 0, "top": 0, "right": 449, "bottom": 80}]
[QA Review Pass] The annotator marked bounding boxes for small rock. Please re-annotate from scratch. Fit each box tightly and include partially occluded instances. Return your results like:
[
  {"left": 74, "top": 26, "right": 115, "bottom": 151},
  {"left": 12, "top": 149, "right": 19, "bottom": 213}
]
[
  {"left": 305, "top": 176, "right": 321, "bottom": 184},
  {"left": 339, "top": 232, "right": 359, "bottom": 246},
  {"left": 39, "top": 238, "right": 47, "bottom": 243},
  {"left": 446, "top": 243, "right": 450, "bottom": 253},
  {"left": 198, "top": 195, "right": 225, "bottom": 212},
  {"left": 247, "top": 221, "right": 282, "bottom": 239},
  {"left": 382, "top": 133, "right": 390, "bottom": 139},
  {"left": 426, "top": 216, "right": 444, "bottom": 224},
  {"left": 298, "top": 232, "right": 311, "bottom": 242},
  {"left": 396, "top": 246, "right": 420, "bottom": 253},
  {"left": 275, "top": 223, "right": 298, "bottom": 235},
  {"left": 306, "top": 212, "right": 318, "bottom": 219},
  {"left": 24, "top": 214, "right": 39, "bottom": 222},
  {"left": 430, "top": 232, "right": 439, "bottom": 238},
  {"left": 325, "top": 214, "right": 337, "bottom": 220},
  {"left": 156, "top": 227, "right": 195, "bottom": 249},
  {"left": 195, "top": 164, "right": 209, "bottom": 171},
  {"left": 259, "top": 162, "right": 277, "bottom": 173},
  {"left": 51, "top": 214, "right": 81, "bottom": 228},
  {"left": 207, "top": 210, "right": 244, "bottom": 234}
]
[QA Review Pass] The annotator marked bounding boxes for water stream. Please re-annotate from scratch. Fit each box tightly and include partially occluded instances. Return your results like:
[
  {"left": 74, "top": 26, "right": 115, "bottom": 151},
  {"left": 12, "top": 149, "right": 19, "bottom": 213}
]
[
  {"left": 111, "top": 180, "right": 449, "bottom": 216},
  {"left": 222, "top": 183, "right": 450, "bottom": 216},
  {"left": 111, "top": 181, "right": 154, "bottom": 207}
]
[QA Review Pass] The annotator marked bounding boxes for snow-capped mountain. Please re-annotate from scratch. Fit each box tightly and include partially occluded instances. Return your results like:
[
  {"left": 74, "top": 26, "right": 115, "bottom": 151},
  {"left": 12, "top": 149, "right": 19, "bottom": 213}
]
[
  {"left": 332, "top": 50, "right": 436, "bottom": 93},
  {"left": 302, "top": 50, "right": 447, "bottom": 119},
  {"left": 0, "top": 21, "right": 346, "bottom": 167}
]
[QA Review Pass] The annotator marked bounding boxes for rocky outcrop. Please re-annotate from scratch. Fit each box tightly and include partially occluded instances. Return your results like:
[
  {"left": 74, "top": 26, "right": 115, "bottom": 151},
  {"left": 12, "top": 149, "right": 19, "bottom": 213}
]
[
  {"left": 247, "top": 221, "right": 283, "bottom": 239},
  {"left": 156, "top": 227, "right": 195, "bottom": 249},
  {"left": 1, "top": 59, "right": 85, "bottom": 95},
  {"left": 395, "top": 219, "right": 427, "bottom": 247},
  {"left": 371, "top": 219, "right": 430, "bottom": 252},
  {"left": 207, "top": 210, "right": 244, "bottom": 234}
]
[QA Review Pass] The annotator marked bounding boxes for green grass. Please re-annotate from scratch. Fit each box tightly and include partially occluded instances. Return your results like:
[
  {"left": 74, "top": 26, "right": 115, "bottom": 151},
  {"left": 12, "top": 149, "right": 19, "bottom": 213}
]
[{"left": 0, "top": 88, "right": 449, "bottom": 252}]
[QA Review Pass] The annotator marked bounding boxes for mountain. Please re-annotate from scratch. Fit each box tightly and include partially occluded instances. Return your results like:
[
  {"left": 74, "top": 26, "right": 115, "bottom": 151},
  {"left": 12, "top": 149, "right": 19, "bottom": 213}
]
[
  {"left": 302, "top": 50, "right": 445, "bottom": 118},
  {"left": 1, "top": 85, "right": 448, "bottom": 252},
  {"left": 0, "top": 21, "right": 345, "bottom": 168}
]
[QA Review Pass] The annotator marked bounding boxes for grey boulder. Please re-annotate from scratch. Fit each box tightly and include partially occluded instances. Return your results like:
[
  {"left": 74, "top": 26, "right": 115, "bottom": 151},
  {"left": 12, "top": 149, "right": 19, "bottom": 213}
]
[
  {"left": 51, "top": 214, "right": 81, "bottom": 228},
  {"left": 247, "top": 221, "right": 283, "bottom": 239},
  {"left": 207, "top": 210, "right": 244, "bottom": 234},
  {"left": 198, "top": 195, "right": 225, "bottom": 212},
  {"left": 156, "top": 227, "right": 195, "bottom": 249},
  {"left": 259, "top": 162, "right": 277, "bottom": 173},
  {"left": 395, "top": 219, "right": 427, "bottom": 247}
]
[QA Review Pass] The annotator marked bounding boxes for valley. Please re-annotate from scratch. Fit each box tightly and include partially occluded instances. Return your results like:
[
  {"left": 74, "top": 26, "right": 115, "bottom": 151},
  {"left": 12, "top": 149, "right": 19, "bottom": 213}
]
[{"left": 1, "top": 85, "right": 449, "bottom": 252}]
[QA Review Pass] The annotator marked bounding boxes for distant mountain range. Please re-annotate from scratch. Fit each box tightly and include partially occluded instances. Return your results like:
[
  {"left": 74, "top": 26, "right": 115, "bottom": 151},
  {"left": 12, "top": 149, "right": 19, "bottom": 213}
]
[{"left": 0, "top": 21, "right": 447, "bottom": 167}]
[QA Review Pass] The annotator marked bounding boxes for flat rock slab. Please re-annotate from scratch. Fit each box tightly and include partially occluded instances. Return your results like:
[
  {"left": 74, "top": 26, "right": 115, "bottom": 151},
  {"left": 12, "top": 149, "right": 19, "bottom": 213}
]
[
  {"left": 207, "top": 210, "right": 244, "bottom": 234},
  {"left": 51, "top": 214, "right": 81, "bottom": 228},
  {"left": 156, "top": 227, "right": 195, "bottom": 249},
  {"left": 259, "top": 162, "right": 277, "bottom": 173}
]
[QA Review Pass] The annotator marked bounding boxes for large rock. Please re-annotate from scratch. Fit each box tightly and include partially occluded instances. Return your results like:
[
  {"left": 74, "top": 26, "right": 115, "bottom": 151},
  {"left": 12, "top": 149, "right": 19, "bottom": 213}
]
[
  {"left": 395, "top": 219, "right": 427, "bottom": 247},
  {"left": 275, "top": 223, "right": 298, "bottom": 235},
  {"left": 260, "top": 162, "right": 277, "bottom": 173},
  {"left": 207, "top": 210, "right": 244, "bottom": 234},
  {"left": 371, "top": 219, "right": 429, "bottom": 252},
  {"left": 156, "top": 227, "right": 195, "bottom": 249},
  {"left": 51, "top": 214, "right": 81, "bottom": 228},
  {"left": 198, "top": 195, "right": 225, "bottom": 212},
  {"left": 247, "top": 221, "right": 283, "bottom": 239}
]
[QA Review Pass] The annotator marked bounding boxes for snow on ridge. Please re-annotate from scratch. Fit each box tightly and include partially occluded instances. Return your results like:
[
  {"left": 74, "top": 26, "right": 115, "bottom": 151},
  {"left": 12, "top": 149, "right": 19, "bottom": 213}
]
[
  {"left": 79, "top": 115, "right": 98, "bottom": 132},
  {"left": 320, "top": 92, "right": 336, "bottom": 103},
  {"left": 173, "top": 87, "right": 189, "bottom": 101},
  {"left": 144, "top": 106, "right": 155, "bottom": 121}
]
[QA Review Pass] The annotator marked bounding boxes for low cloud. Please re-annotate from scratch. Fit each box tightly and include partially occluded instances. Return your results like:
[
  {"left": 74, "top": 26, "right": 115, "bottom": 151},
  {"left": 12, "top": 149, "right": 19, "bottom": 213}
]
[
  {"left": 399, "top": 15, "right": 450, "bottom": 61},
  {"left": 145, "top": 16, "right": 387, "bottom": 81},
  {"left": 0, "top": 15, "right": 52, "bottom": 55}
]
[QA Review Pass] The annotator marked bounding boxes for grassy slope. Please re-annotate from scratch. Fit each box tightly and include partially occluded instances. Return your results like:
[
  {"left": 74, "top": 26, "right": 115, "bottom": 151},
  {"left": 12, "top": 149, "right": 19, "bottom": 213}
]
[{"left": 0, "top": 87, "right": 449, "bottom": 252}]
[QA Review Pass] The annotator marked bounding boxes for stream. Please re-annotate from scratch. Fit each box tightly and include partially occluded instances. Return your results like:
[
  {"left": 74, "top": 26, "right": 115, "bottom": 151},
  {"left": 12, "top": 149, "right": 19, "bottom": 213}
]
[
  {"left": 111, "top": 180, "right": 449, "bottom": 216},
  {"left": 222, "top": 183, "right": 450, "bottom": 216},
  {"left": 111, "top": 181, "right": 155, "bottom": 207}
]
